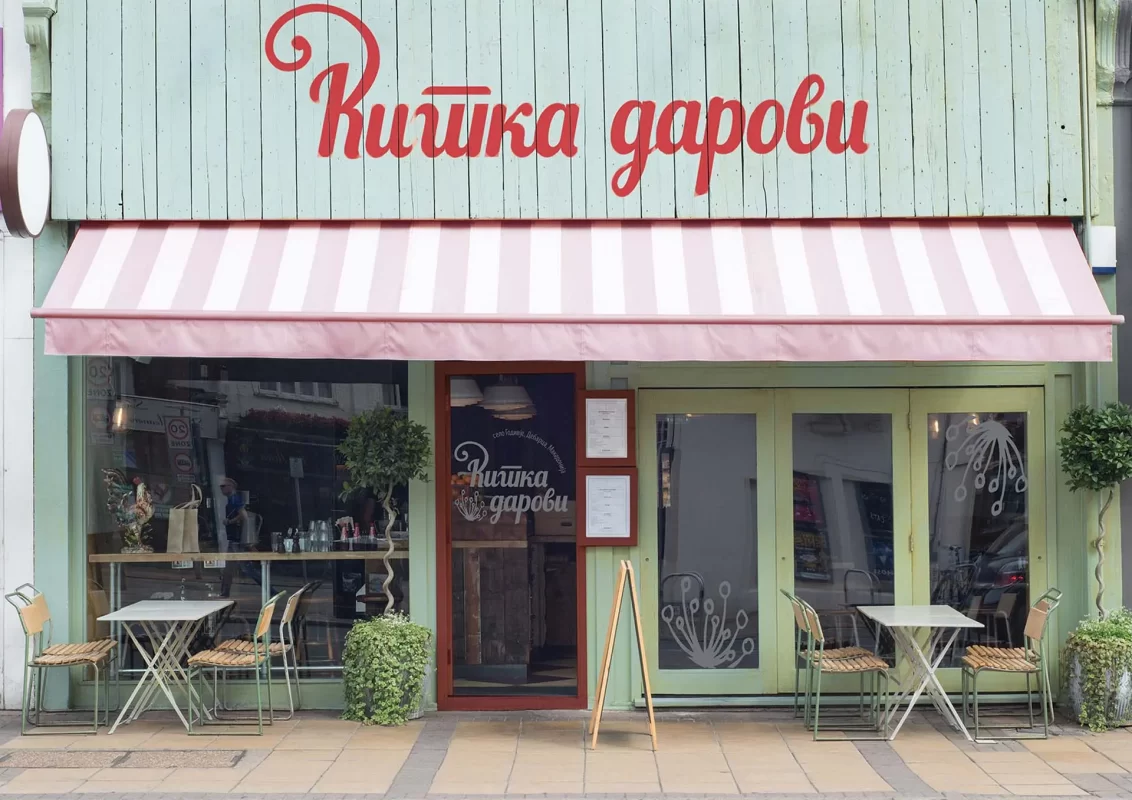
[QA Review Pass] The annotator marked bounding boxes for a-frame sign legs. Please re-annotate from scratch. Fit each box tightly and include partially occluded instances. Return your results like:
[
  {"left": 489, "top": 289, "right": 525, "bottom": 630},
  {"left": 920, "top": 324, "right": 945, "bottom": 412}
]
[{"left": 588, "top": 560, "right": 657, "bottom": 751}]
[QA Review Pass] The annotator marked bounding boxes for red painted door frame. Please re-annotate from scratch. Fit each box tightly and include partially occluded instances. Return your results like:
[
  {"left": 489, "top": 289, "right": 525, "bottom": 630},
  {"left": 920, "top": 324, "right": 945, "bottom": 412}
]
[{"left": 434, "top": 362, "right": 589, "bottom": 711}]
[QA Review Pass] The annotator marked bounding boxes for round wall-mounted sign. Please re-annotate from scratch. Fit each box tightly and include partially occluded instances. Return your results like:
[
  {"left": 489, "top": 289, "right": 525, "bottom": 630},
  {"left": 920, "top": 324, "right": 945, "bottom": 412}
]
[{"left": 0, "top": 109, "right": 50, "bottom": 238}]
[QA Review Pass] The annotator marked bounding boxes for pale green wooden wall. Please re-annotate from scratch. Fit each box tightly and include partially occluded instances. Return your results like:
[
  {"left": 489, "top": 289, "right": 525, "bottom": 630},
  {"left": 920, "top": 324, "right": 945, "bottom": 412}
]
[{"left": 50, "top": 0, "right": 1085, "bottom": 221}]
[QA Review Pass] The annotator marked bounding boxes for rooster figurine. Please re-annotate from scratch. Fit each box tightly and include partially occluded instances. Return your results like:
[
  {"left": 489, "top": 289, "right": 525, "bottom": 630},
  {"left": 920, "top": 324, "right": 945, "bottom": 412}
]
[{"left": 102, "top": 469, "right": 154, "bottom": 553}]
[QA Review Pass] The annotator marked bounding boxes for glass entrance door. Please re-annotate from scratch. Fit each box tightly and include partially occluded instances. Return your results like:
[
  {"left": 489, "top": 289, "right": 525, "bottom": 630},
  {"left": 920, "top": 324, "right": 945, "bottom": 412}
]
[
  {"left": 910, "top": 389, "right": 1047, "bottom": 690},
  {"left": 774, "top": 390, "right": 913, "bottom": 692},
  {"left": 639, "top": 390, "right": 778, "bottom": 695}
]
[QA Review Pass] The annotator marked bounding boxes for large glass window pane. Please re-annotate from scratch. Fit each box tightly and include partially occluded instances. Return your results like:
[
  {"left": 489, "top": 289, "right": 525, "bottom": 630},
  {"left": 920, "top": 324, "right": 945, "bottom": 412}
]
[
  {"left": 84, "top": 357, "right": 409, "bottom": 678},
  {"left": 656, "top": 413, "right": 759, "bottom": 670},
  {"left": 448, "top": 374, "right": 578, "bottom": 697},
  {"left": 927, "top": 412, "right": 1029, "bottom": 666},
  {"left": 792, "top": 413, "right": 895, "bottom": 656}
]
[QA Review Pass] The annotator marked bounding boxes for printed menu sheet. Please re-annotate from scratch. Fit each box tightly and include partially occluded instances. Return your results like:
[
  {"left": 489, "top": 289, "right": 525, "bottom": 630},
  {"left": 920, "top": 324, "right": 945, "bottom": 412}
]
[
  {"left": 586, "top": 398, "right": 628, "bottom": 460},
  {"left": 586, "top": 475, "right": 632, "bottom": 538}
]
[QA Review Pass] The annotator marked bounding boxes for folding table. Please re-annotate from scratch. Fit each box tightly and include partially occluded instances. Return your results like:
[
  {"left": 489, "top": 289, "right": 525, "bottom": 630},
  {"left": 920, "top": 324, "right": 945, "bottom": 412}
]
[
  {"left": 98, "top": 599, "right": 232, "bottom": 733},
  {"left": 858, "top": 605, "right": 983, "bottom": 740}
]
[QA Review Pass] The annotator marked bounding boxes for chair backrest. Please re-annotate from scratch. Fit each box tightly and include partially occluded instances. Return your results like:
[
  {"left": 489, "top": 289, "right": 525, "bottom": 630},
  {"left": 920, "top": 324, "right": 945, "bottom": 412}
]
[
  {"left": 780, "top": 589, "right": 809, "bottom": 636},
  {"left": 1025, "top": 588, "right": 1061, "bottom": 645},
  {"left": 88, "top": 588, "right": 110, "bottom": 618},
  {"left": 965, "top": 594, "right": 983, "bottom": 619},
  {"left": 254, "top": 590, "right": 287, "bottom": 641},
  {"left": 1035, "top": 588, "right": 1063, "bottom": 613},
  {"left": 996, "top": 591, "right": 1018, "bottom": 616},
  {"left": 281, "top": 584, "right": 310, "bottom": 625},
  {"left": 800, "top": 600, "right": 825, "bottom": 646},
  {"left": 18, "top": 593, "right": 51, "bottom": 637}
]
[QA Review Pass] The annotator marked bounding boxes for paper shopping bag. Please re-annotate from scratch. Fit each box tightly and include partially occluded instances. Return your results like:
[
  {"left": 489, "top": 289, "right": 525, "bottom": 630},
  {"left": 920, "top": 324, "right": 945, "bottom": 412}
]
[{"left": 167, "top": 484, "right": 202, "bottom": 554}]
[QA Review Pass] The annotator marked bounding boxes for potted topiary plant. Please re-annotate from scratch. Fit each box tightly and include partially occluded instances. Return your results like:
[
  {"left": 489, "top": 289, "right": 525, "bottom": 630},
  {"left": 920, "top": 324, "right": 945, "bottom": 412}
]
[
  {"left": 1059, "top": 401, "right": 1132, "bottom": 729},
  {"left": 1059, "top": 402, "right": 1132, "bottom": 618},
  {"left": 338, "top": 407, "right": 431, "bottom": 613},
  {"left": 342, "top": 612, "right": 432, "bottom": 726}
]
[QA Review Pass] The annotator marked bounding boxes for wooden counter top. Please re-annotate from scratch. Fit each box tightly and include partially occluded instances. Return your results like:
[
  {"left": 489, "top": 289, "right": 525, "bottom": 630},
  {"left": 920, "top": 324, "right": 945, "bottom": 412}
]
[{"left": 89, "top": 549, "right": 408, "bottom": 564}]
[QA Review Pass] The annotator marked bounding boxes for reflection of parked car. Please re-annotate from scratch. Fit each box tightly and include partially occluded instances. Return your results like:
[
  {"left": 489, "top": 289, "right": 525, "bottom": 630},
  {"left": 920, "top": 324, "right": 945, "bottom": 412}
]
[
  {"left": 967, "top": 523, "right": 1028, "bottom": 646},
  {"left": 971, "top": 522, "right": 1028, "bottom": 595}
]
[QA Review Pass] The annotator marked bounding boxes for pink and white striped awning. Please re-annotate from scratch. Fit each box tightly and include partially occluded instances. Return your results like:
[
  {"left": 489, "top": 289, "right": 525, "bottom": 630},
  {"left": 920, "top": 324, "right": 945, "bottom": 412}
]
[{"left": 34, "top": 220, "right": 1119, "bottom": 362}]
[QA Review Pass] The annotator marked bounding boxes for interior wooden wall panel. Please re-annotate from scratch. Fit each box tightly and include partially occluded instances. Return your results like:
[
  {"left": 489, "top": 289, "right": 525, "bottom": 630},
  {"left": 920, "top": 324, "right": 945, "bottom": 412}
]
[{"left": 49, "top": 0, "right": 1086, "bottom": 221}]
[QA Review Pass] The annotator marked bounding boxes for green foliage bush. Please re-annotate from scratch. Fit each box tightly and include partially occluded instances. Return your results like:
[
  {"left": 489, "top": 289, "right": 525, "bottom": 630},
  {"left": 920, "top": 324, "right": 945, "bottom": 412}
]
[
  {"left": 1064, "top": 609, "right": 1132, "bottom": 731},
  {"left": 342, "top": 613, "right": 432, "bottom": 726}
]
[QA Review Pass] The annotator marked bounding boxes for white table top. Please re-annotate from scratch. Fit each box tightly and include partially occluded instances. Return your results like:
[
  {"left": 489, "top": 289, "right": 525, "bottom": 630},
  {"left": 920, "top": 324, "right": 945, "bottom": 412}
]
[
  {"left": 857, "top": 604, "right": 984, "bottom": 629},
  {"left": 98, "top": 599, "right": 233, "bottom": 623}
]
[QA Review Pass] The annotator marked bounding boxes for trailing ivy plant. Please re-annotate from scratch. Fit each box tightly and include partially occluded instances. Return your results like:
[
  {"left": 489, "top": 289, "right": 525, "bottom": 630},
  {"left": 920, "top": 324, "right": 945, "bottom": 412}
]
[
  {"left": 342, "top": 612, "right": 432, "bottom": 726},
  {"left": 1064, "top": 609, "right": 1132, "bottom": 731},
  {"left": 1059, "top": 402, "right": 1132, "bottom": 618}
]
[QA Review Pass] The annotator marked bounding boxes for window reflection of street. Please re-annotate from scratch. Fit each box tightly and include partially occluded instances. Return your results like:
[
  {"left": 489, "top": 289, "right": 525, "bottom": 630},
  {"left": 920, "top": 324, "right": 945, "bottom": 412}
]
[
  {"left": 792, "top": 414, "right": 896, "bottom": 659},
  {"left": 656, "top": 413, "right": 759, "bottom": 671},
  {"left": 927, "top": 412, "right": 1029, "bottom": 667},
  {"left": 85, "top": 357, "right": 410, "bottom": 678}
]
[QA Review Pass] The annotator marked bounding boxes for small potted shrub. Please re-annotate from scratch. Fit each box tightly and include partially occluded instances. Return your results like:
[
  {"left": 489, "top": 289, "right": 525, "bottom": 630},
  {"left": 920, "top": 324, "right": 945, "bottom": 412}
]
[
  {"left": 342, "top": 612, "right": 432, "bottom": 726},
  {"left": 1059, "top": 402, "right": 1132, "bottom": 728},
  {"left": 1064, "top": 610, "right": 1132, "bottom": 730}
]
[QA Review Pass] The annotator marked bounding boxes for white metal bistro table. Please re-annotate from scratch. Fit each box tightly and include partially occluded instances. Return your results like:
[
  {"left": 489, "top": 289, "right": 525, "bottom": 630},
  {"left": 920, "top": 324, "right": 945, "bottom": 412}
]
[
  {"left": 858, "top": 605, "right": 983, "bottom": 741},
  {"left": 98, "top": 600, "right": 232, "bottom": 733}
]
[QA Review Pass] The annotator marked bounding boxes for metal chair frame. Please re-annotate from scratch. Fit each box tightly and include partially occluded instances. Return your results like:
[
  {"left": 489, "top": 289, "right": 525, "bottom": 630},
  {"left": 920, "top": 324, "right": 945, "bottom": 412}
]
[
  {"left": 189, "top": 591, "right": 284, "bottom": 735},
  {"left": 216, "top": 584, "right": 309, "bottom": 719},
  {"left": 960, "top": 588, "right": 1061, "bottom": 740},
  {"left": 782, "top": 589, "right": 874, "bottom": 720},
  {"left": 800, "top": 599, "right": 892, "bottom": 741},
  {"left": 4, "top": 584, "right": 118, "bottom": 735}
]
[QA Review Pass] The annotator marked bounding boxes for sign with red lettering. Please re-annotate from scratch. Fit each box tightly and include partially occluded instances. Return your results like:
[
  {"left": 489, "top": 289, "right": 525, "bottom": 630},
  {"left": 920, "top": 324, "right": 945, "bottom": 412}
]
[
  {"left": 266, "top": 4, "right": 869, "bottom": 200},
  {"left": 164, "top": 417, "right": 192, "bottom": 451}
]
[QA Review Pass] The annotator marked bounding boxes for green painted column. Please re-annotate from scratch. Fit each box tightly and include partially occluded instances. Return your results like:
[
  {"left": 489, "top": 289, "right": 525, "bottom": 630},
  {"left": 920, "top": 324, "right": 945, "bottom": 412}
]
[
  {"left": 32, "top": 223, "right": 73, "bottom": 709},
  {"left": 407, "top": 361, "right": 437, "bottom": 708}
]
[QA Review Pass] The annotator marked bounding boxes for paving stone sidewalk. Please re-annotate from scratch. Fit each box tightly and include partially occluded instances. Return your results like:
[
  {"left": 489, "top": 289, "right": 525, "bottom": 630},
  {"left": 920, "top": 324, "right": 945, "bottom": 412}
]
[{"left": 0, "top": 709, "right": 1129, "bottom": 798}]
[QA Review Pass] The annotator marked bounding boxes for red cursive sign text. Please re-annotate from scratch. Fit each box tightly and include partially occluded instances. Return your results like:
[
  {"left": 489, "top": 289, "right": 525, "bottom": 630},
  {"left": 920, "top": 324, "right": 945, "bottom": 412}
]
[{"left": 265, "top": 3, "right": 870, "bottom": 199}]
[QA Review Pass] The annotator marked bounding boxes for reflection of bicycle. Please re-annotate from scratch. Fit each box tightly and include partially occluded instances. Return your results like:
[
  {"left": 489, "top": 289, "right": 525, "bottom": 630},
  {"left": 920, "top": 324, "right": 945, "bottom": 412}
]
[{"left": 933, "top": 546, "right": 975, "bottom": 608}]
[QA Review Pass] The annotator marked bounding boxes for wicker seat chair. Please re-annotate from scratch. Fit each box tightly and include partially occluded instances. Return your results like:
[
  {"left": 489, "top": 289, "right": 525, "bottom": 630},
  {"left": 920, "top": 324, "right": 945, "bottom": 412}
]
[
  {"left": 4, "top": 584, "right": 117, "bottom": 735},
  {"left": 187, "top": 591, "right": 284, "bottom": 735},
  {"left": 961, "top": 588, "right": 1061, "bottom": 739},
  {"left": 781, "top": 589, "right": 871, "bottom": 719},
  {"left": 215, "top": 584, "right": 309, "bottom": 719},
  {"left": 799, "top": 598, "right": 892, "bottom": 741}
]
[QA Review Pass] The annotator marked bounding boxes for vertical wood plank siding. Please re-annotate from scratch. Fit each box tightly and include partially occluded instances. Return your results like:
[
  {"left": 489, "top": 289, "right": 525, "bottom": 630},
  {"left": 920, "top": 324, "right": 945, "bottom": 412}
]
[{"left": 52, "top": 0, "right": 1085, "bottom": 220}]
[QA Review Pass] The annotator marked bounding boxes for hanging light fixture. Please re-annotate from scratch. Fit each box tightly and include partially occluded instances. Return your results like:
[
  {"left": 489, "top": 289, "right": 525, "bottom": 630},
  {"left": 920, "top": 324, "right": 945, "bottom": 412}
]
[
  {"left": 494, "top": 404, "right": 537, "bottom": 421},
  {"left": 481, "top": 376, "right": 533, "bottom": 412},
  {"left": 111, "top": 398, "right": 129, "bottom": 432},
  {"left": 449, "top": 377, "right": 484, "bottom": 407}
]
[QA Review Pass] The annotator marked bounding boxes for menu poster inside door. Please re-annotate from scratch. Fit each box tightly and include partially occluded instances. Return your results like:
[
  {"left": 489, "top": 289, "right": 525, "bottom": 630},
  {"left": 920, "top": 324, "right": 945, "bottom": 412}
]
[
  {"left": 265, "top": 5, "right": 869, "bottom": 199},
  {"left": 792, "top": 472, "right": 832, "bottom": 582}
]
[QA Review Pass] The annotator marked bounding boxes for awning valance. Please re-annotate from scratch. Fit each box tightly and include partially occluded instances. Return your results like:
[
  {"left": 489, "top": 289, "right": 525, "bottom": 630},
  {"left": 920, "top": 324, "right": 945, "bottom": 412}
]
[{"left": 34, "top": 220, "right": 1119, "bottom": 362}]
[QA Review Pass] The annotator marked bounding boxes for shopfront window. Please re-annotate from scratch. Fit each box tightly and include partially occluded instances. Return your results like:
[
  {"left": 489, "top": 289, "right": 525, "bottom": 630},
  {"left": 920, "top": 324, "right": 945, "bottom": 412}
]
[
  {"left": 792, "top": 413, "right": 896, "bottom": 656},
  {"left": 656, "top": 413, "right": 760, "bottom": 670},
  {"left": 927, "top": 412, "right": 1029, "bottom": 666},
  {"left": 84, "top": 357, "right": 409, "bottom": 677}
]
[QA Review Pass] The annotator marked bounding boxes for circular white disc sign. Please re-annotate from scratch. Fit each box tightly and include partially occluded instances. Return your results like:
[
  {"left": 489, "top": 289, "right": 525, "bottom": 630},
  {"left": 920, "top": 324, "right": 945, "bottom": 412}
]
[{"left": 0, "top": 109, "right": 50, "bottom": 238}]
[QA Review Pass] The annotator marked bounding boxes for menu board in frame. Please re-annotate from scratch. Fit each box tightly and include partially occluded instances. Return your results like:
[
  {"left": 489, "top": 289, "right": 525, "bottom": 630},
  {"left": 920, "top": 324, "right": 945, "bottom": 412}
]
[
  {"left": 577, "top": 390, "right": 636, "bottom": 467},
  {"left": 578, "top": 467, "right": 638, "bottom": 547}
]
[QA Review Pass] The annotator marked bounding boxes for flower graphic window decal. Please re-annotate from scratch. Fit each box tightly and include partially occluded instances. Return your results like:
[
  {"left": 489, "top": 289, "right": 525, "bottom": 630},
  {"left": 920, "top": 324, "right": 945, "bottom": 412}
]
[
  {"left": 945, "top": 416, "right": 1027, "bottom": 517},
  {"left": 661, "top": 578, "right": 755, "bottom": 669}
]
